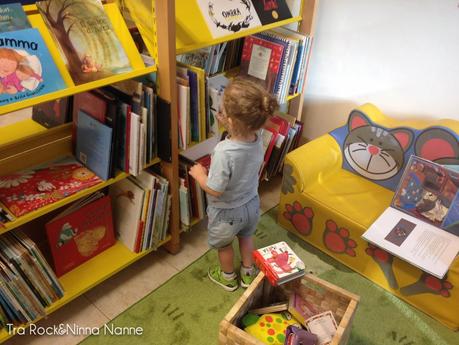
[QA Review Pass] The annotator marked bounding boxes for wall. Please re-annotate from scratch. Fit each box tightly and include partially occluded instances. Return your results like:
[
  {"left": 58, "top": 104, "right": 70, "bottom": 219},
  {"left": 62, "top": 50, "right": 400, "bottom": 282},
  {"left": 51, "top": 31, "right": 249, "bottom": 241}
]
[{"left": 302, "top": 0, "right": 459, "bottom": 140}]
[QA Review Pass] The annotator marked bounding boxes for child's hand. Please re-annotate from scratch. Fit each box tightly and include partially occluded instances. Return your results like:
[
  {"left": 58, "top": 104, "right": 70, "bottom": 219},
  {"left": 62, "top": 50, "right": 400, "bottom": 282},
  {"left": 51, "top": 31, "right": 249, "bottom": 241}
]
[{"left": 189, "top": 164, "right": 207, "bottom": 182}]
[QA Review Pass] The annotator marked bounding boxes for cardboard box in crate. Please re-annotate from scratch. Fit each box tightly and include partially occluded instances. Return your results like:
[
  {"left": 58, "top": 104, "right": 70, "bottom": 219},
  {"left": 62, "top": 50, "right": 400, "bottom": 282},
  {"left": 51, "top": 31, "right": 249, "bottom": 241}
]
[{"left": 219, "top": 272, "right": 359, "bottom": 345}]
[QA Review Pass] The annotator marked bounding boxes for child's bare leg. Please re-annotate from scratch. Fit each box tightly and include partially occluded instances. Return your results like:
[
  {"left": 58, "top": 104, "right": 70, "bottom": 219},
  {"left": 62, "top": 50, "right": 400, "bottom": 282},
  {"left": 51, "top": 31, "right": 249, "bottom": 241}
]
[
  {"left": 238, "top": 235, "right": 254, "bottom": 268},
  {"left": 218, "top": 243, "right": 235, "bottom": 273}
]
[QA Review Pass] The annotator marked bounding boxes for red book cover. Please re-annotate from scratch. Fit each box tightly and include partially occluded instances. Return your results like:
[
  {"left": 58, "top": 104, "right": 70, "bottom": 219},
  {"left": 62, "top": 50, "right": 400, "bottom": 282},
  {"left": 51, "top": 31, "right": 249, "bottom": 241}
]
[
  {"left": 0, "top": 160, "right": 102, "bottom": 217},
  {"left": 240, "top": 35, "right": 284, "bottom": 93},
  {"left": 45, "top": 195, "right": 116, "bottom": 277}
]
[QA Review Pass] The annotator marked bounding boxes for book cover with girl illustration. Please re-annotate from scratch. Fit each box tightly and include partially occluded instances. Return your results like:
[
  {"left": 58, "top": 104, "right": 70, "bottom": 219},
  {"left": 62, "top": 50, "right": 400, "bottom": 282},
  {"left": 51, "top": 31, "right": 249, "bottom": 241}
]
[
  {"left": 0, "top": 28, "right": 66, "bottom": 106},
  {"left": 36, "top": 0, "right": 132, "bottom": 85}
]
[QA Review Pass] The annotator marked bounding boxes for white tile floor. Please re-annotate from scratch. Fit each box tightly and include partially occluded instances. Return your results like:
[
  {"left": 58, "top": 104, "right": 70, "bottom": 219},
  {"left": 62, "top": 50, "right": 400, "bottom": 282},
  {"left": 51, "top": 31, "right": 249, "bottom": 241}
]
[{"left": 4, "top": 176, "right": 282, "bottom": 345}]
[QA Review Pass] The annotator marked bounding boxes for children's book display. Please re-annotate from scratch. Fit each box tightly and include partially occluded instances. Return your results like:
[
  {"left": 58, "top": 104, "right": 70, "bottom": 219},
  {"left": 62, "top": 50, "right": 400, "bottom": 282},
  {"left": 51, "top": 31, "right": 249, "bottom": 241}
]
[
  {"left": 0, "top": 230, "right": 64, "bottom": 326},
  {"left": 362, "top": 155, "right": 459, "bottom": 278},
  {"left": 253, "top": 241, "right": 305, "bottom": 286},
  {"left": 0, "top": 3, "right": 31, "bottom": 32},
  {"left": 45, "top": 192, "right": 115, "bottom": 277},
  {"left": 36, "top": 0, "right": 132, "bottom": 85},
  {"left": 0, "top": 158, "right": 102, "bottom": 217},
  {"left": 0, "top": 28, "right": 66, "bottom": 106},
  {"left": 31, "top": 97, "right": 71, "bottom": 128},
  {"left": 197, "top": 0, "right": 292, "bottom": 39}
]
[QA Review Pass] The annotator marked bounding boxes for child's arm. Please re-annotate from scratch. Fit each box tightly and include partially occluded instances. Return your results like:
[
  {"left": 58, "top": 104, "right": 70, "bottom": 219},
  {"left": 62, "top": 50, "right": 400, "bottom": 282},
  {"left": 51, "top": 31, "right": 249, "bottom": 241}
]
[{"left": 189, "top": 164, "right": 223, "bottom": 197}]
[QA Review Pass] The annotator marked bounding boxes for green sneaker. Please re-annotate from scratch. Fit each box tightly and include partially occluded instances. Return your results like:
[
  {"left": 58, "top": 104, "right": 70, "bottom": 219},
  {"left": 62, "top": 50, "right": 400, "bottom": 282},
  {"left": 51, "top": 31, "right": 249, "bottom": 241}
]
[
  {"left": 240, "top": 266, "right": 258, "bottom": 288},
  {"left": 208, "top": 266, "right": 238, "bottom": 292}
]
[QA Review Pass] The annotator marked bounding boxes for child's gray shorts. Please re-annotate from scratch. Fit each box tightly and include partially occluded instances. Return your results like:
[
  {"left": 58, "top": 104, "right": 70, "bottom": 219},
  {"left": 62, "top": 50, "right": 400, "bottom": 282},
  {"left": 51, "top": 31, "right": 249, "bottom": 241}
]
[{"left": 207, "top": 195, "right": 260, "bottom": 249}]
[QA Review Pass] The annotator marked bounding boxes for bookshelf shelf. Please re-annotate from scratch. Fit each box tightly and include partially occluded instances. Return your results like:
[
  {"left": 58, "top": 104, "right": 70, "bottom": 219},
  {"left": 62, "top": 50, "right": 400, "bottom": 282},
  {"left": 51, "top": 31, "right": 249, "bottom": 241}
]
[
  {"left": 0, "top": 236, "right": 171, "bottom": 343},
  {"left": 175, "top": 0, "right": 302, "bottom": 55},
  {"left": 0, "top": 118, "right": 47, "bottom": 146},
  {"left": 287, "top": 93, "right": 301, "bottom": 101},
  {"left": 0, "top": 157, "right": 161, "bottom": 235}
]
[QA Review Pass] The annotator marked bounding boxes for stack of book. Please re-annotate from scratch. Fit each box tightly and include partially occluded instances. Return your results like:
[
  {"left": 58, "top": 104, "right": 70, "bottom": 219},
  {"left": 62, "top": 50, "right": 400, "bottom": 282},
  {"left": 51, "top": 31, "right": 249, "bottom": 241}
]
[
  {"left": 109, "top": 169, "right": 171, "bottom": 253},
  {"left": 240, "top": 28, "right": 312, "bottom": 103},
  {"left": 0, "top": 231, "right": 64, "bottom": 327}
]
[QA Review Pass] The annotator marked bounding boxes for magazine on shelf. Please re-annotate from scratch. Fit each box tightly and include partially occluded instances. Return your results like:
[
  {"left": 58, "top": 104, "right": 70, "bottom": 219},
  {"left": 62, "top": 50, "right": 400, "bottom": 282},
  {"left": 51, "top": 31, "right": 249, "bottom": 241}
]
[
  {"left": 253, "top": 241, "right": 305, "bottom": 286},
  {"left": 36, "top": 0, "right": 132, "bottom": 85},
  {"left": 0, "top": 3, "right": 31, "bottom": 32},
  {"left": 0, "top": 28, "right": 66, "bottom": 106},
  {"left": 362, "top": 155, "right": 459, "bottom": 279}
]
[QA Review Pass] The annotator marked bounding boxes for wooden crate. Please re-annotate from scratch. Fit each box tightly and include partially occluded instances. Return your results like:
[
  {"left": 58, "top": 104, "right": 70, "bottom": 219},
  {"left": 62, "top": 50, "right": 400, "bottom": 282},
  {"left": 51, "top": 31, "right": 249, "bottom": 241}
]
[{"left": 219, "top": 272, "right": 360, "bottom": 345}]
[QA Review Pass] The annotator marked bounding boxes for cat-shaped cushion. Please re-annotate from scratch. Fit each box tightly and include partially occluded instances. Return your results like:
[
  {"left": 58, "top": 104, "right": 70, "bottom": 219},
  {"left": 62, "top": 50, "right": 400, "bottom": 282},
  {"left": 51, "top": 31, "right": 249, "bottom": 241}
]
[{"left": 329, "top": 108, "right": 459, "bottom": 191}]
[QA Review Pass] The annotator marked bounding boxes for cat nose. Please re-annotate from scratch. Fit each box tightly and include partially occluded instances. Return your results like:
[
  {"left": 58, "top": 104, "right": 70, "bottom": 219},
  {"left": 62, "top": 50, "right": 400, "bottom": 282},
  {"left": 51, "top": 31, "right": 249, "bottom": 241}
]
[{"left": 368, "top": 145, "right": 380, "bottom": 155}]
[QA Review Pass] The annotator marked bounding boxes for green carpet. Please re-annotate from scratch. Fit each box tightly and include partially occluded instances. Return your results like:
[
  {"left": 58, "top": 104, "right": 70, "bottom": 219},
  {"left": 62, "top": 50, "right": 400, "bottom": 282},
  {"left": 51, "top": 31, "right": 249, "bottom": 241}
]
[{"left": 80, "top": 208, "right": 458, "bottom": 345}]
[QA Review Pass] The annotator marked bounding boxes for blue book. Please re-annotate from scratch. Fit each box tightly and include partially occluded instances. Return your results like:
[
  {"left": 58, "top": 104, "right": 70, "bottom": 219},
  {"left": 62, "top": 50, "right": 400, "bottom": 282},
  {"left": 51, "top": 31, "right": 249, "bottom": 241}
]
[
  {"left": 0, "top": 3, "right": 31, "bottom": 32},
  {"left": 0, "top": 28, "right": 66, "bottom": 106},
  {"left": 76, "top": 110, "right": 113, "bottom": 180}
]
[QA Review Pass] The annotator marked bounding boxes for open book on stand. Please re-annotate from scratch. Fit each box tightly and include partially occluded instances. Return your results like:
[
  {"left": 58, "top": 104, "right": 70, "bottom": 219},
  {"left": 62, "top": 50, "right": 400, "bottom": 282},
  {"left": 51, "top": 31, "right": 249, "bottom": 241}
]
[{"left": 362, "top": 155, "right": 459, "bottom": 279}]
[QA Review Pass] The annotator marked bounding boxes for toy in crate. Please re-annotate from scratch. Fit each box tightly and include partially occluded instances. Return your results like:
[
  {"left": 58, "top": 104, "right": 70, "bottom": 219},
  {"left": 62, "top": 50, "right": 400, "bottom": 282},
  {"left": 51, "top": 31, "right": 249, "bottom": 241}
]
[{"left": 219, "top": 272, "right": 359, "bottom": 345}]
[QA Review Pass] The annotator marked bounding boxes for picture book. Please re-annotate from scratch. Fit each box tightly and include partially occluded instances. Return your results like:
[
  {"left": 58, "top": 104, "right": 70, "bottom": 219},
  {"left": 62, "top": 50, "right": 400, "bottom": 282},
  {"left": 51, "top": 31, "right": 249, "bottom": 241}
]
[
  {"left": 362, "top": 155, "right": 459, "bottom": 278},
  {"left": 253, "top": 241, "right": 305, "bottom": 286},
  {"left": 0, "top": 3, "right": 31, "bottom": 32},
  {"left": 32, "top": 97, "right": 70, "bottom": 128},
  {"left": 45, "top": 194, "right": 115, "bottom": 277},
  {"left": 0, "top": 158, "right": 102, "bottom": 217},
  {"left": 303, "top": 311, "right": 338, "bottom": 345},
  {"left": 75, "top": 110, "right": 113, "bottom": 181},
  {"left": 0, "top": 28, "right": 66, "bottom": 107},
  {"left": 240, "top": 35, "right": 284, "bottom": 93},
  {"left": 197, "top": 0, "right": 261, "bottom": 39},
  {"left": 36, "top": 0, "right": 132, "bottom": 85},
  {"left": 251, "top": 0, "right": 292, "bottom": 25}
]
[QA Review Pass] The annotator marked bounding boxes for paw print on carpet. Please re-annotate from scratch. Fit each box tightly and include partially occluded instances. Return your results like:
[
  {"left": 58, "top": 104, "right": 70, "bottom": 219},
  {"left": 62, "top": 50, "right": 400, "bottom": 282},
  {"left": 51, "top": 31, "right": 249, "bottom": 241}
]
[
  {"left": 389, "top": 331, "right": 415, "bottom": 345},
  {"left": 365, "top": 244, "right": 398, "bottom": 289},
  {"left": 162, "top": 303, "right": 184, "bottom": 321},
  {"left": 323, "top": 220, "right": 357, "bottom": 257},
  {"left": 283, "top": 201, "right": 314, "bottom": 235},
  {"left": 400, "top": 273, "right": 453, "bottom": 297}
]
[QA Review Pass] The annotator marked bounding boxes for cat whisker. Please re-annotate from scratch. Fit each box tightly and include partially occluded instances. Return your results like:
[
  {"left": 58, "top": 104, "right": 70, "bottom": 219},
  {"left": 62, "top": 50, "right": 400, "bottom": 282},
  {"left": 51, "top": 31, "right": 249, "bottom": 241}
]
[
  {"left": 381, "top": 151, "right": 390, "bottom": 157},
  {"left": 357, "top": 143, "right": 367, "bottom": 148},
  {"left": 379, "top": 154, "right": 391, "bottom": 167},
  {"left": 357, "top": 136, "right": 367, "bottom": 144},
  {"left": 351, "top": 148, "right": 367, "bottom": 153},
  {"left": 382, "top": 148, "right": 395, "bottom": 152}
]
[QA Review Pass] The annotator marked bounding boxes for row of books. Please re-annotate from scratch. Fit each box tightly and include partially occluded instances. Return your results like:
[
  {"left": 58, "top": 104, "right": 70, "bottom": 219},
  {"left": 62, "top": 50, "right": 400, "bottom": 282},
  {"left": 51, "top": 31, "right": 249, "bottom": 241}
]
[
  {"left": 240, "top": 28, "right": 312, "bottom": 103},
  {"left": 109, "top": 169, "right": 171, "bottom": 252},
  {"left": 261, "top": 113, "right": 304, "bottom": 180},
  {"left": 72, "top": 79, "right": 158, "bottom": 180},
  {"left": 0, "top": 0, "right": 139, "bottom": 107},
  {"left": 0, "top": 231, "right": 64, "bottom": 327}
]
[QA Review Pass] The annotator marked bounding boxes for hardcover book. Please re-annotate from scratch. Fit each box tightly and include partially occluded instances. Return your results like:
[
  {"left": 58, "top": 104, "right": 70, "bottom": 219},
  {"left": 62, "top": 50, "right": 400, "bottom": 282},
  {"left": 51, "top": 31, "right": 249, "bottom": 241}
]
[
  {"left": 0, "top": 3, "right": 31, "bottom": 32},
  {"left": 240, "top": 35, "right": 284, "bottom": 93},
  {"left": 32, "top": 97, "right": 70, "bottom": 128},
  {"left": 36, "top": 0, "right": 132, "bottom": 85},
  {"left": 253, "top": 241, "right": 305, "bottom": 286},
  {"left": 45, "top": 194, "right": 115, "bottom": 277},
  {"left": 362, "top": 155, "right": 459, "bottom": 278},
  {"left": 251, "top": 0, "right": 292, "bottom": 25},
  {"left": 197, "top": 0, "right": 261, "bottom": 39},
  {"left": 0, "top": 28, "right": 66, "bottom": 106},
  {"left": 0, "top": 158, "right": 102, "bottom": 217},
  {"left": 75, "top": 110, "right": 113, "bottom": 181}
]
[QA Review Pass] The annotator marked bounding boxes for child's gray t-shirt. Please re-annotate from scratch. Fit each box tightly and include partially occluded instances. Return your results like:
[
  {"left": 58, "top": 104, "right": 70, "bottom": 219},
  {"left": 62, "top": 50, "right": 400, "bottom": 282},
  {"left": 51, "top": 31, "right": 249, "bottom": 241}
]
[{"left": 206, "top": 134, "right": 263, "bottom": 209}]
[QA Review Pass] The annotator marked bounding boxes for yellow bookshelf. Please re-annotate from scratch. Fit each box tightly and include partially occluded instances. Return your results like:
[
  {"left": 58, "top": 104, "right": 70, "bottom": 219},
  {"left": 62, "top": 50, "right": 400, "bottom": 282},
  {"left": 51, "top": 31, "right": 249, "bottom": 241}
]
[{"left": 0, "top": 236, "right": 171, "bottom": 343}]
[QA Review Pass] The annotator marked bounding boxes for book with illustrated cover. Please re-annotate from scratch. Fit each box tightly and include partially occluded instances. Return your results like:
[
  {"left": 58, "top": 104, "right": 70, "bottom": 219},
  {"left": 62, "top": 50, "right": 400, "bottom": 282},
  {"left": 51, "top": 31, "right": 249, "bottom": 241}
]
[
  {"left": 363, "top": 155, "right": 459, "bottom": 278},
  {"left": 253, "top": 241, "right": 305, "bottom": 286},
  {"left": 251, "top": 0, "right": 292, "bottom": 25},
  {"left": 36, "top": 0, "right": 132, "bottom": 85},
  {"left": 0, "top": 28, "right": 66, "bottom": 106},
  {"left": 0, "top": 3, "right": 31, "bottom": 32},
  {"left": 0, "top": 158, "right": 102, "bottom": 217},
  {"left": 197, "top": 0, "right": 261, "bottom": 39},
  {"left": 45, "top": 194, "right": 115, "bottom": 276},
  {"left": 32, "top": 97, "right": 70, "bottom": 128}
]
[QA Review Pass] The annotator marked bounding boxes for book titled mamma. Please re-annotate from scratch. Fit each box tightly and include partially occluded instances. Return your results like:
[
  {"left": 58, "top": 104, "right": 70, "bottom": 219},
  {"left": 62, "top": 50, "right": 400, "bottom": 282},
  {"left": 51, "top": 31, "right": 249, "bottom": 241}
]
[
  {"left": 0, "top": 28, "right": 66, "bottom": 106},
  {"left": 37, "top": 0, "right": 132, "bottom": 85},
  {"left": 253, "top": 241, "right": 305, "bottom": 286}
]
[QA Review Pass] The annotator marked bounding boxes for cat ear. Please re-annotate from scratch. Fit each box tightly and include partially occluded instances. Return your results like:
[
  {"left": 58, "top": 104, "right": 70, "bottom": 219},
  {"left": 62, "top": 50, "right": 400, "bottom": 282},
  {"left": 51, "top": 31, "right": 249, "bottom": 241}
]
[
  {"left": 415, "top": 127, "right": 459, "bottom": 164},
  {"left": 390, "top": 128, "right": 414, "bottom": 151},
  {"left": 348, "top": 110, "right": 371, "bottom": 131}
]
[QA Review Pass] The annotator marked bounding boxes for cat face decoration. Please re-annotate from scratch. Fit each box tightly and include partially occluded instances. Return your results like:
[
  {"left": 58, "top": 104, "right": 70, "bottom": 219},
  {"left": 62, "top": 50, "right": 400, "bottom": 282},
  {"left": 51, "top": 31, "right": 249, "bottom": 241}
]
[
  {"left": 329, "top": 107, "right": 459, "bottom": 191},
  {"left": 343, "top": 111, "right": 414, "bottom": 181}
]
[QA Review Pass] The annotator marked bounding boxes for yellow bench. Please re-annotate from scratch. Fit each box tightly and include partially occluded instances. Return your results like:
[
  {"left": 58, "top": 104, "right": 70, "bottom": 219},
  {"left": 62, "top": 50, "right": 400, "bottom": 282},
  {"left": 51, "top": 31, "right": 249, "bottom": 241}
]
[{"left": 278, "top": 103, "right": 459, "bottom": 329}]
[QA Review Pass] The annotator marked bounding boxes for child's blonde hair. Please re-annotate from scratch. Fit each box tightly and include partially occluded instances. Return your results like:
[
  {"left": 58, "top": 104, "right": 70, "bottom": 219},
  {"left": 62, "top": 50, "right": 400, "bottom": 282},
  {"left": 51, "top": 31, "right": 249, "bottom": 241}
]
[{"left": 223, "top": 77, "right": 278, "bottom": 135}]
